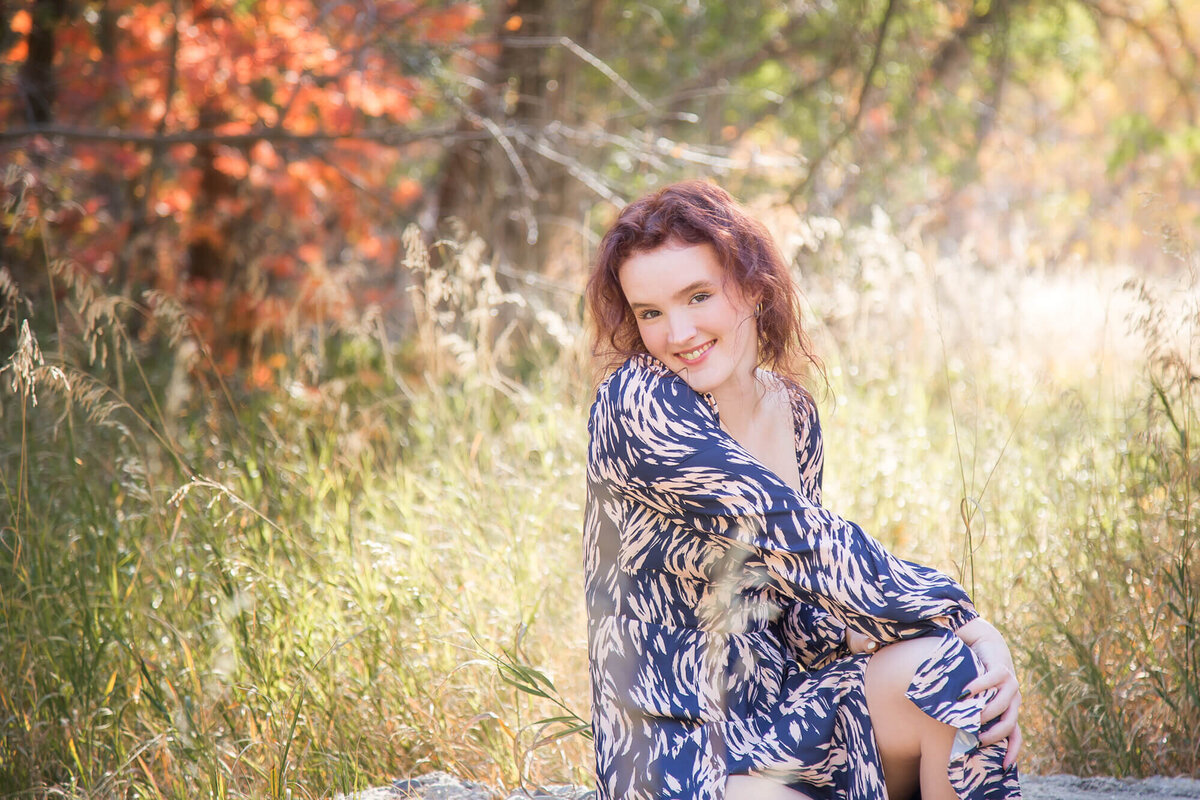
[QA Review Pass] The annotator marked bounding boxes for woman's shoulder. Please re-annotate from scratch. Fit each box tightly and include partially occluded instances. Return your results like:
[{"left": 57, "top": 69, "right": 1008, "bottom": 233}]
[
  {"left": 762, "top": 369, "right": 819, "bottom": 421},
  {"left": 595, "top": 353, "right": 695, "bottom": 409},
  {"left": 589, "top": 354, "right": 715, "bottom": 437}
]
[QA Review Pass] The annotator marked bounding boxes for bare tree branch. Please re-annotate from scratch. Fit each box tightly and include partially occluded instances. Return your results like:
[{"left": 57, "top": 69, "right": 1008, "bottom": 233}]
[
  {"left": 0, "top": 123, "right": 481, "bottom": 148},
  {"left": 789, "top": 0, "right": 900, "bottom": 204},
  {"left": 451, "top": 98, "right": 540, "bottom": 245},
  {"left": 512, "top": 128, "right": 624, "bottom": 204},
  {"left": 498, "top": 34, "right": 655, "bottom": 114}
]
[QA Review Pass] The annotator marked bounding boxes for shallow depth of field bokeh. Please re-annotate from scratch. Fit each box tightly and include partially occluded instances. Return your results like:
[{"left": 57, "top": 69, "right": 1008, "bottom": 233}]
[{"left": 2, "top": 1, "right": 1198, "bottom": 798}]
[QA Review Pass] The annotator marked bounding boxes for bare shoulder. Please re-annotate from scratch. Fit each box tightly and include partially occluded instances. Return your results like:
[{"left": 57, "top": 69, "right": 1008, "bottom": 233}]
[{"left": 766, "top": 371, "right": 820, "bottom": 428}]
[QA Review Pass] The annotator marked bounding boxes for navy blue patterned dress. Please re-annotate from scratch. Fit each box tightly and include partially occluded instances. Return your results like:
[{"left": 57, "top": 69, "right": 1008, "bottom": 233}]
[{"left": 584, "top": 354, "right": 1021, "bottom": 800}]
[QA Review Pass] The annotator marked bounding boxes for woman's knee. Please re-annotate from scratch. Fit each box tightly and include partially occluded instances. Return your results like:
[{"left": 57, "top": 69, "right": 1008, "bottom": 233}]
[
  {"left": 864, "top": 635, "right": 945, "bottom": 696},
  {"left": 863, "top": 635, "right": 957, "bottom": 751}
]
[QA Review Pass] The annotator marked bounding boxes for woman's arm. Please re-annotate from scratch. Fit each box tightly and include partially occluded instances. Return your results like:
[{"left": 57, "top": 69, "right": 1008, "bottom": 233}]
[{"left": 589, "top": 361, "right": 978, "bottom": 644}]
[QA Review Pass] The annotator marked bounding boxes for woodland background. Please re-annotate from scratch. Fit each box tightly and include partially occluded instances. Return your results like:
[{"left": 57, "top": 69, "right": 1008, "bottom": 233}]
[{"left": 1, "top": 0, "right": 1199, "bottom": 797}]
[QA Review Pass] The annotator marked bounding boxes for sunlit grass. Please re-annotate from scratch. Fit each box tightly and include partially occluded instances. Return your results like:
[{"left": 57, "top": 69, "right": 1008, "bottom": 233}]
[{"left": 1, "top": 210, "right": 1197, "bottom": 798}]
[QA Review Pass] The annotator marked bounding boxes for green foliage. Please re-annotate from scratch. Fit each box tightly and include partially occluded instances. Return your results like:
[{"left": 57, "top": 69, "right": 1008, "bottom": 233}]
[
  {"left": 3, "top": 198, "right": 1199, "bottom": 798},
  {"left": 0, "top": 219, "right": 592, "bottom": 797},
  {"left": 1108, "top": 113, "right": 1169, "bottom": 176},
  {"left": 1017, "top": 261, "right": 1199, "bottom": 775}
]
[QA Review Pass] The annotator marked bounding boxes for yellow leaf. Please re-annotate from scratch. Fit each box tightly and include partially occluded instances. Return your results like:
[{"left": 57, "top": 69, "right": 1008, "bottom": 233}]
[{"left": 67, "top": 735, "right": 84, "bottom": 774}]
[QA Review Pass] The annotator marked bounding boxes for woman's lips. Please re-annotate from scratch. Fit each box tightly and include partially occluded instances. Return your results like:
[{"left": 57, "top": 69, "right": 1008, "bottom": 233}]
[{"left": 676, "top": 340, "right": 715, "bottom": 364}]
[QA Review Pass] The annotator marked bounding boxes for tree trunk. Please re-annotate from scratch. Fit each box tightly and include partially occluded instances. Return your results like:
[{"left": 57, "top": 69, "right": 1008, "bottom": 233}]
[
  {"left": 434, "top": 0, "right": 585, "bottom": 276},
  {"left": 18, "top": 0, "right": 68, "bottom": 124}
]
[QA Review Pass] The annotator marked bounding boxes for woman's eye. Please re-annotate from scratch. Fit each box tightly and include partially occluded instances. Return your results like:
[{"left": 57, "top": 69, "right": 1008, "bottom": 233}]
[
  {"left": 690, "top": 292, "right": 711, "bottom": 304},
  {"left": 638, "top": 309, "right": 661, "bottom": 320}
]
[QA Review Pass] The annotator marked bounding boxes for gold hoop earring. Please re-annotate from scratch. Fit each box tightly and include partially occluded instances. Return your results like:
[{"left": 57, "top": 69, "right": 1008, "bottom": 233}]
[{"left": 754, "top": 302, "right": 763, "bottom": 318}]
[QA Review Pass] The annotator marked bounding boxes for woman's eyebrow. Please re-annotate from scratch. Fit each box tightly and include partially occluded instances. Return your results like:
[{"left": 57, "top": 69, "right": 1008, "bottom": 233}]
[
  {"left": 675, "top": 280, "right": 715, "bottom": 298},
  {"left": 629, "top": 280, "right": 715, "bottom": 310}
]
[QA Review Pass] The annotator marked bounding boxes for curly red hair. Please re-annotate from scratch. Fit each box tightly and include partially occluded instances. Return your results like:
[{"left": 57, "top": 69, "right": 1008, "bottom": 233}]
[{"left": 586, "top": 179, "right": 822, "bottom": 384}]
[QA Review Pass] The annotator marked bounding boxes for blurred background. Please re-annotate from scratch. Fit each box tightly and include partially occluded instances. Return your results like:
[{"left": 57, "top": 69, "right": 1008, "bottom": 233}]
[{"left": 1, "top": 1, "right": 1198, "bottom": 796}]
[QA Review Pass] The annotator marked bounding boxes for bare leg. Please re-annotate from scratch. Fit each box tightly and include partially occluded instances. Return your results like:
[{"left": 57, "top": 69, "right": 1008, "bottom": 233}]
[
  {"left": 726, "top": 775, "right": 814, "bottom": 800},
  {"left": 864, "top": 637, "right": 959, "bottom": 800}
]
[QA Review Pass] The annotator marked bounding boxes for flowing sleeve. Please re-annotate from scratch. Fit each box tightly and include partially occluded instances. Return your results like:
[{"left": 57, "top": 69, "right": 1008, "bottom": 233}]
[
  {"left": 587, "top": 361, "right": 978, "bottom": 644},
  {"left": 776, "top": 393, "right": 850, "bottom": 667},
  {"left": 776, "top": 601, "right": 849, "bottom": 669}
]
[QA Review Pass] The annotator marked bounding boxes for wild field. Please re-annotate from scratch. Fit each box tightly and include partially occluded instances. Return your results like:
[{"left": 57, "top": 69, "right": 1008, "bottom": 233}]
[{"left": 1, "top": 211, "right": 1197, "bottom": 798}]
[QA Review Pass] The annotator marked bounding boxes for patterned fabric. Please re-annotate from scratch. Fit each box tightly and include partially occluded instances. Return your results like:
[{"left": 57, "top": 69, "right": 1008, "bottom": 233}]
[{"left": 584, "top": 354, "right": 1021, "bottom": 800}]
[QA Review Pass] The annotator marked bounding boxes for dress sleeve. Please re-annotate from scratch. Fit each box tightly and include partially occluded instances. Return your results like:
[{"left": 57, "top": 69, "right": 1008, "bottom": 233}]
[
  {"left": 770, "top": 382, "right": 850, "bottom": 667},
  {"left": 588, "top": 362, "right": 978, "bottom": 643},
  {"left": 775, "top": 601, "right": 849, "bottom": 669}
]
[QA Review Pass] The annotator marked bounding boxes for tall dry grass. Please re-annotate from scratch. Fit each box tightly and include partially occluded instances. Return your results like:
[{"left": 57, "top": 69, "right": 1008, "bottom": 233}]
[
  {"left": 766, "top": 207, "right": 1199, "bottom": 776},
  {"left": 2, "top": 179, "right": 1197, "bottom": 798}
]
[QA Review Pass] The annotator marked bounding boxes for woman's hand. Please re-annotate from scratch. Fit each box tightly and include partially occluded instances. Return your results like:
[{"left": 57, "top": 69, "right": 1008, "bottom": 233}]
[
  {"left": 845, "top": 628, "right": 879, "bottom": 655},
  {"left": 956, "top": 618, "right": 1022, "bottom": 768}
]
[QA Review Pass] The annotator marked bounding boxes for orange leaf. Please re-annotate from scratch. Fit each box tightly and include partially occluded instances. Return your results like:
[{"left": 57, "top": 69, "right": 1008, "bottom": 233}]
[
  {"left": 10, "top": 10, "right": 31, "bottom": 35},
  {"left": 4, "top": 40, "right": 28, "bottom": 63},
  {"left": 504, "top": 14, "right": 522, "bottom": 31},
  {"left": 214, "top": 121, "right": 253, "bottom": 135},
  {"left": 250, "top": 362, "right": 273, "bottom": 389},
  {"left": 251, "top": 140, "right": 280, "bottom": 169},
  {"left": 297, "top": 243, "right": 323, "bottom": 265},
  {"left": 265, "top": 254, "right": 298, "bottom": 279},
  {"left": 162, "top": 186, "right": 194, "bottom": 214},
  {"left": 213, "top": 150, "right": 249, "bottom": 179},
  {"left": 358, "top": 233, "right": 384, "bottom": 259},
  {"left": 392, "top": 178, "right": 422, "bottom": 206},
  {"left": 359, "top": 84, "right": 385, "bottom": 116}
]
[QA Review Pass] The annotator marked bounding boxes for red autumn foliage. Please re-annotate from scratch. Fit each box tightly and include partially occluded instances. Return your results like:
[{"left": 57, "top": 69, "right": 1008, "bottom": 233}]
[{"left": 1, "top": 0, "right": 484, "bottom": 367}]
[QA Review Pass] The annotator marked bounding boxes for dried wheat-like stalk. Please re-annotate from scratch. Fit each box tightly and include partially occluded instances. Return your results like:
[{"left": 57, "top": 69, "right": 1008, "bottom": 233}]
[
  {"left": 3, "top": 320, "right": 44, "bottom": 405},
  {"left": 0, "top": 267, "right": 32, "bottom": 334},
  {"left": 29, "top": 363, "right": 131, "bottom": 438},
  {"left": 50, "top": 257, "right": 130, "bottom": 368},
  {"left": 143, "top": 288, "right": 194, "bottom": 349},
  {"left": 2, "top": 163, "right": 36, "bottom": 237}
]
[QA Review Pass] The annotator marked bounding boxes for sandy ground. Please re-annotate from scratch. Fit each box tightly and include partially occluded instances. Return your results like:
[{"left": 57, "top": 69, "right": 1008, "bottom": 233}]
[
  {"left": 1023, "top": 775, "right": 1200, "bottom": 800},
  {"left": 341, "top": 772, "right": 1200, "bottom": 800}
]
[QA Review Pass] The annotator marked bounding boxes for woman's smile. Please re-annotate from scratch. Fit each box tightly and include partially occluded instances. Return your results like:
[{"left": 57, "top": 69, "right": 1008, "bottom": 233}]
[{"left": 677, "top": 340, "right": 715, "bottom": 363}]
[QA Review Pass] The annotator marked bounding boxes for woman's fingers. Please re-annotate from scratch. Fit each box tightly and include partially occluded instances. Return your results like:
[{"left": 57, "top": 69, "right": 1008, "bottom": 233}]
[
  {"left": 964, "top": 662, "right": 1022, "bottom": 761},
  {"left": 963, "top": 664, "right": 1016, "bottom": 698},
  {"left": 973, "top": 670, "right": 1020, "bottom": 723},
  {"left": 845, "top": 629, "right": 879, "bottom": 655},
  {"left": 978, "top": 688, "right": 1021, "bottom": 746},
  {"left": 1004, "top": 724, "right": 1023, "bottom": 769}
]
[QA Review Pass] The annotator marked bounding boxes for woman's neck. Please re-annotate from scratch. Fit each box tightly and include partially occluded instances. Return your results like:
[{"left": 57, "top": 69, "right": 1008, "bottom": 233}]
[{"left": 710, "top": 369, "right": 771, "bottom": 439}]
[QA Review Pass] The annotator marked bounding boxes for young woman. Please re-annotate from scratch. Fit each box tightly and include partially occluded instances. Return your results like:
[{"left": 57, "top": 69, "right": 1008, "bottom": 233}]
[{"left": 583, "top": 180, "right": 1021, "bottom": 800}]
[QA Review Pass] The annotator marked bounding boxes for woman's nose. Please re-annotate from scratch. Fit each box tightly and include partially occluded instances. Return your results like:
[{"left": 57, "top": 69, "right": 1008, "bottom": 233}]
[{"left": 666, "top": 312, "right": 696, "bottom": 345}]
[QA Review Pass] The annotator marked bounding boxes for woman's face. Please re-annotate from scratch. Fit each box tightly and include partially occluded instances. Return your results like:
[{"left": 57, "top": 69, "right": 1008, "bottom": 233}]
[{"left": 618, "top": 241, "right": 759, "bottom": 400}]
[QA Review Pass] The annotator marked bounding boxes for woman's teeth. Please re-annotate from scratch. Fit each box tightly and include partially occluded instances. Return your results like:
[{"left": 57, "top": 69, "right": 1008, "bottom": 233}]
[{"left": 679, "top": 341, "right": 714, "bottom": 361}]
